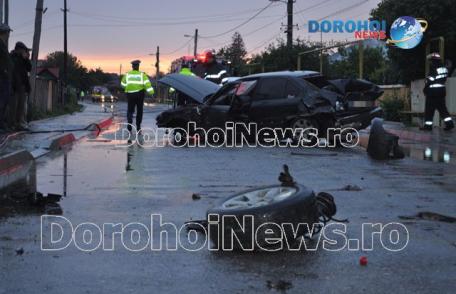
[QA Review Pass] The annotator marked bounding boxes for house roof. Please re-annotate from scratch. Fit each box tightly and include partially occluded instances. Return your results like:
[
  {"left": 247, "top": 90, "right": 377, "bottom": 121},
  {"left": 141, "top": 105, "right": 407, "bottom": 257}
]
[{"left": 37, "top": 67, "right": 60, "bottom": 79}]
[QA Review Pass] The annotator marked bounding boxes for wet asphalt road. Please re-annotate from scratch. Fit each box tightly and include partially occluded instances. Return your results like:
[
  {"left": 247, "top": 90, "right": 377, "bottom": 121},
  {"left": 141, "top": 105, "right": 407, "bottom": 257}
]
[{"left": 1, "top": 102, "right": 455, "bottom": 294}]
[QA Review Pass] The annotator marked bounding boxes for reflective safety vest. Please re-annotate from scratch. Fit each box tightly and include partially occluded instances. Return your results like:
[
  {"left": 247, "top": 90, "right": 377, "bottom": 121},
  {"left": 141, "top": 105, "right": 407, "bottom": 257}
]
[
  {"left": 426, "top": 66, "right": 448, "bottom": 89},
  {"left": 121, "top": 70, "right": 154, "bottom": 95},
  {"left": 179, "top": 68, "right": 195, "bottom": 76}
]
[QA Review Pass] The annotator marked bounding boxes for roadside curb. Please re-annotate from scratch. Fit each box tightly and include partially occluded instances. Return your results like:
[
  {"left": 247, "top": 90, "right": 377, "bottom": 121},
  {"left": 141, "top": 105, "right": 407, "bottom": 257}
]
[
  {"left": 48, "top": 133, "right": 77, "bottom": 151},
  {"left": 0, "top": 150, "right": 34, "bottom": 177},
  {"left": 97, "top": 116, "right": 114, "bottom": 130}
]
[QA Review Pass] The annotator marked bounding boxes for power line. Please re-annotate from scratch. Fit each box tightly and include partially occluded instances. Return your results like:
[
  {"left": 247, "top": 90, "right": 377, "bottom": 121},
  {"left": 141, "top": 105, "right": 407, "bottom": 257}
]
[
  {"left": 246, "top": 0, "right": 370, "bottom": 56},
  {"left": 160, "top": 38, "right": 194, "bottom": 55},
  {"left": 68, "top": 6, "right": 280, "bottom": 22},
  {"left": 247, "top": 31, "right": 283, "bottom": 55},
  {"left": 201, "top": 2, "right": 275, "bottom": 39},
  {"left": 199, "top": 0, "right": 334, "bottom": 50},
  {"left": 69, "top": 11, "right": 283, "bottom": 27}
]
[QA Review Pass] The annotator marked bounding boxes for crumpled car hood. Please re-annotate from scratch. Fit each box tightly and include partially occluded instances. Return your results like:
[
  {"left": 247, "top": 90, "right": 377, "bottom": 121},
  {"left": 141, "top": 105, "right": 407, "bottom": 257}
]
[
  {"left": 328, "top": 79, "right": 383, "bottom": 101},
  {"left": 159, "top": 74, "right": 221, "bottom": 104}
]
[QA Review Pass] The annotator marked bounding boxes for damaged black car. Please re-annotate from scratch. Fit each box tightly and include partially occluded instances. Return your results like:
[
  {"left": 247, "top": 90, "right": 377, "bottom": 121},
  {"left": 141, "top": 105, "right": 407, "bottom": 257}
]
[{"left": 157, "top": 71, "right": 383, "bottom": 144}]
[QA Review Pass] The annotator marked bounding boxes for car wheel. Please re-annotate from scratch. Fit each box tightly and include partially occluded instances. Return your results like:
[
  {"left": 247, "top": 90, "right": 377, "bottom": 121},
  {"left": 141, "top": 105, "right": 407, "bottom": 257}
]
[
  {"left": 290, "top": 117, "right": 319, "bottom": 147},
  {"left": 206, "top": 184, "right": 319, "bottom": 251},
  {"left": 172, "top": 128, "right": 188, "bottom": 146}
]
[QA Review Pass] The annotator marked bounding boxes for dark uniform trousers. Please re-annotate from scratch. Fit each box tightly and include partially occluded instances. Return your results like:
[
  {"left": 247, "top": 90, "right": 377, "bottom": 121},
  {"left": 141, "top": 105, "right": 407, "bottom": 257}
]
[
  {"left": 424, "top": 87, "right": 450, "bottom": 123},
  {"left": 127, "top": 90, "right": 145, "bottom": 132}
]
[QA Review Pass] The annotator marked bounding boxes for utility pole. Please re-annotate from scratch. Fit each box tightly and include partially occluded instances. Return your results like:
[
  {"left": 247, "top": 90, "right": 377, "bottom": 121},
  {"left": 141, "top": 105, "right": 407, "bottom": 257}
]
[
  {"left": 119, "top": 64, "right": 122, "bottom": 77},
  {"left": 155, "top": 46, "right": 160, "bottom": 100},
  {"left": 359, "top": 40, "right": 364, "bottom": 79},
  {"left": 1, "top": 0, "right": 9, "bottom": 47},
  {"left": 62, "top": 0, "right": 68, "bottom": 105},
  {"left": 30, "top": 0, "right": 44, "bottom": 108},
  {"left": 0, "top": 0, "right": 4, "bottom": 25},
  {"left": 4, "top": 0, "right": 8, "bottom": 25},
  {"left": 194, "top": 29, "right": 198, "bottom": 57},
  {"left": 286, "top": 0, "right": 294, "bottom": 50},
  {"left": 185, "top": 29, "right": 199, "bottom": 57}
]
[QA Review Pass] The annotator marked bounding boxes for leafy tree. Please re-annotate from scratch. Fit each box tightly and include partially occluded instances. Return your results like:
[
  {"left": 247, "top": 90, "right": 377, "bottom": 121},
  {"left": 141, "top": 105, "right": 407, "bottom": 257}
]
[
  {"left": 371, "top": 0, "right": 456, "bottom": 83},
  {"left": 249, "top": 38, "right": 329, "bottom": 74},
  {"left": 42, "top": 51, "right": 88, "bottom": 90},
  {"left": 329, "top": 45, "right": 399, "bottom": 84},
  {"left": 43, "top": 51, "right": 118, "bottom": 91},
  {"left": 217, "top": 32, "right": 247, "bottom": 75}
]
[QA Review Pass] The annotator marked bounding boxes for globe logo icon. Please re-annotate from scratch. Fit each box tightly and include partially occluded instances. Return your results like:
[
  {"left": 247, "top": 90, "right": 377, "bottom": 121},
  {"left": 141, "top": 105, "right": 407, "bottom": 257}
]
[{"left": 387, "top": 16, "right": 428, "bottom": 49}]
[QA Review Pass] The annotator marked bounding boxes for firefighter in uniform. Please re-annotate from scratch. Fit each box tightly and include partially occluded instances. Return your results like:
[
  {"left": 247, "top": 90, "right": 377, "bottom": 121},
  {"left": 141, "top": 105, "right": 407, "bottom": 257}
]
[
  {"left": 121, "top": 60, "right": 154, "bottom": 133},
  {"left": 192, "top": 51, "right": 228, "bottom": 85},
  {"left": 422, "top": 53, "right": 454, "bottom": 131}
]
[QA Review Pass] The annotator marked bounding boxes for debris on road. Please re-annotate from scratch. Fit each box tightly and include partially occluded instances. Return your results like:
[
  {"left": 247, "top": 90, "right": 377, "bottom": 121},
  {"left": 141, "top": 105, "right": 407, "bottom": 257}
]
[
  {"left": 360, "top": 256, "right": 368, "bottom": 266},
  {"left": 399, "top": 212, "right": 456, "bottom": 223},
  {"left": 185, "top": 165, "right": 345, "bottom": 250},
  {"left": 192, "top": 193, "right": 202, "bottom": 200},
  {"left": 341, "top": 184, "right": 363, "bottom": 191},
  {"left": 278, "top": 164, "right": 295, "bottom": 186},
  {"left": 367, "top": 118, "right": 405, "bottom": 160},
  {"left": 15, "top": 248, "right": 24, "bottom": 256},
  {"left": 266, "top": 280, "right": 293, "bottom": 291}
]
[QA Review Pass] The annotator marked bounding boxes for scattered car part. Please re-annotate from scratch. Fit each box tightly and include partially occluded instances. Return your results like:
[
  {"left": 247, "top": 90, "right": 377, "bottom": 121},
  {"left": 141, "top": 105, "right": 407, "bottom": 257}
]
[
  {"left": 398, "top": 212, "right": 456, "bottom": 223},
  {"left": 367, "top": 118, "right": 405, "bottom": 160},
  {"left": 190, "top": 165, "right": 345, "bottom": 250},
  {"left": 192, "top": 193, "right": 202, "bottom": 200},
  {"left": 266, "top": 280, "right": 293, "bottom": 291}
]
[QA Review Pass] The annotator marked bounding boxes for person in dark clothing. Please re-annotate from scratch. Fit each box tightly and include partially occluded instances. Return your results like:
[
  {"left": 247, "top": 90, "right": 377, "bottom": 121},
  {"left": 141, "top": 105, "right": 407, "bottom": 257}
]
[
  {"left": 0, "top": 24, "right": 13, "bottom": 133},
  {"left": 421, "top": 53, "right": 454, "bottom": 131},
  {"left": 9, "top": 41, "right": 32, "bottom": 131},
  {"left": 192, "top": 50, "right": 228, "bottom": 85}
]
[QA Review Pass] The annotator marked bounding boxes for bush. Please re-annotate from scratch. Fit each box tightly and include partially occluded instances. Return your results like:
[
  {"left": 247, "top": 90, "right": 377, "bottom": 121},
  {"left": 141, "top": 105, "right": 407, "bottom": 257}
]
[{"left": 380, "top": 97, "right": 405, "bottom": 122}]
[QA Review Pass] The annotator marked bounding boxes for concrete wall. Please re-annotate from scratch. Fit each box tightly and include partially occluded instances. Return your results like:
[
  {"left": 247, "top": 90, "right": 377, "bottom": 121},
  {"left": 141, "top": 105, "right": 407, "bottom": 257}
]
[{"left": 410, "top": 77, "right": 456, "bottom": 125}]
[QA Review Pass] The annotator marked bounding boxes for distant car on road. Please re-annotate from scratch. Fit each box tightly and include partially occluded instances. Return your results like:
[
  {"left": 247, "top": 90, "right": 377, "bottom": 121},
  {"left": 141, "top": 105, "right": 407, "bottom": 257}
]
[{"left": 90, "top": 86, "right": 118, "bottom": 103}]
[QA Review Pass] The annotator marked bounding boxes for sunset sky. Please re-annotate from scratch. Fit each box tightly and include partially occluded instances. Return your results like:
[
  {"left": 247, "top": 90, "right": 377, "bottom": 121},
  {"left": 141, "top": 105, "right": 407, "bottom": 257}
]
[{"left": 8, "top": 0, "right": 380, "bottom": 74}]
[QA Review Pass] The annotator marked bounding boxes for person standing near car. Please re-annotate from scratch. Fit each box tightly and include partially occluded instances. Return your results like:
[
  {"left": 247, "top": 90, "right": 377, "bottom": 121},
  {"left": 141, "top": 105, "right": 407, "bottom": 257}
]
[
  {"left": 421, "top": 53, "right": 454, "bottom": 131},
  {"left": 9, "top": 41, "right": 32, "bottom": 131},
  {"left": 121, "top": 60, "right": 154, "bottom": 133},
  {"left": 0, "top": 24, "right": 13, "bottom": 133},
  {"left": 192, "top": 50, "right": 228, "bottom": 85}
]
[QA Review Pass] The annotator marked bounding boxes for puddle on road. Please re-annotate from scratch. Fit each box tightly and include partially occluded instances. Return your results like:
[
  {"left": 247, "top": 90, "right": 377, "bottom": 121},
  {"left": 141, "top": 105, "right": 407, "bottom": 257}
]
[
  {"left": 402, "top": 143, "right": 453, "bottom": 165},
  {"left": 0, "top": 161, "right": 63, "bottom": 218}
]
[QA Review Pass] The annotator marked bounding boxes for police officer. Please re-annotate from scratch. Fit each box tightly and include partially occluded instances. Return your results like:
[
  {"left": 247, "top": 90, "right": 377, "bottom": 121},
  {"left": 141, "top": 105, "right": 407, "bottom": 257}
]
[
  {"left": 422, "top": 53, "right": 454, "bottom": 131},
  {"left": 121, "top": 60, "right": 154, "bottom": 133},
  {"left": 179, "top": 63, "right": 195, "bottom": 76},
  {"left": 0, "top": 24, "right": 12, "bottom": 133},
  {"left": 192, "top": 51, "right": 228, "bottom": 85}
]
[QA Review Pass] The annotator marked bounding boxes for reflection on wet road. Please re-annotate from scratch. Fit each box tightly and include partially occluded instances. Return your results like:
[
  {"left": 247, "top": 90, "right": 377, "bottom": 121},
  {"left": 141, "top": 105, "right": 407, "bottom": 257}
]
[{"left": 1, "top": 103, "right": 456, "bottom": 294}]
